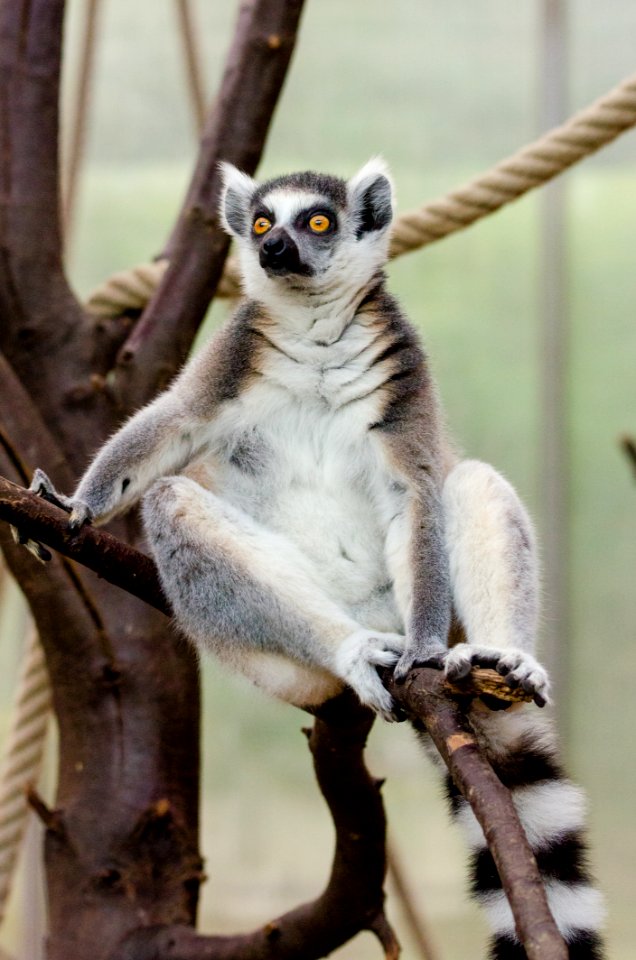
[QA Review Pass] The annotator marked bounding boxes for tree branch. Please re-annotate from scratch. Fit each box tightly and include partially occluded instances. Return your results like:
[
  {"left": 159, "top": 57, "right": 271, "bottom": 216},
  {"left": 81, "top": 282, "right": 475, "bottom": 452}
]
[
  {"left": 112, "top": 694, "right": 399, "bottom": 960},
  {"left": 386, "top": 670, "right": 568, "bottom": 960},
  {"left": 620, "top": 434, "right": 636, "bottom": 481},
  {"left": 112, "top": 0, "right": 307, "bottom": 414},
  {"left": 0, "top": 476, "right": 168, "bottom": 615}
]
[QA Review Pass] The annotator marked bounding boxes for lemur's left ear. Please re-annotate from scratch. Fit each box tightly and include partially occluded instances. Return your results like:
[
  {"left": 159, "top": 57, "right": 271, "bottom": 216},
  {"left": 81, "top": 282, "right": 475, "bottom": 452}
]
[
  {"left": 347, "top": 158, "right": 394, "bottom": 238},
  {"left": 219, "top": 162, "right": 257, "bottom": 237}
]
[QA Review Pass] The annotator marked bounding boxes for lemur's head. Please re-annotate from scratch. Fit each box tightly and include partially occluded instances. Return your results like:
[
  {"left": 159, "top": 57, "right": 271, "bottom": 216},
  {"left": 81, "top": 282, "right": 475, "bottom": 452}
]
[{"left": 219, "top": 159, "right": 394, "bottom": 302}]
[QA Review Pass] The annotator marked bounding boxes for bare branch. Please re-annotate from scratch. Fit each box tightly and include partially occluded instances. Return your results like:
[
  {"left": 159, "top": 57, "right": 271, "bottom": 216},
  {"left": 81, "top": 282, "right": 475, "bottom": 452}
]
[
  {"left": 0, "top": 477, "right": 168, "bottom": 615},
  {"left": 113, "top": 0, "right": 307, "bottom": 413},
  {"left": 620, "top": 434, "right": 636, "bottom": 481},
  {"left": 111, "top": 694, "right": 398, "bottom": 960},
  {"left": 0, "top": 352, "right": 74, "bottom": 490},
  {"left": 386, "top": 670, "right": 568, "bottom": 960}
]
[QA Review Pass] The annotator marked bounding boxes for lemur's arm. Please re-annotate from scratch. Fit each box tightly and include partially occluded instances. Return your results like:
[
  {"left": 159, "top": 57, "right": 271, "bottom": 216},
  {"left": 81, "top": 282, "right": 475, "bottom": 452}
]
[
  {"left": 385, "top": 471, "right": 452, "bottom": 680},
  {"left": 374, "top": 353, "right": 455, "bottom": 681},
  {"left": 30, "top": 324, "right": 238, "bottom": 528},
  {"left": 69, "top": 391, "right": 207, "bottom": 526}
]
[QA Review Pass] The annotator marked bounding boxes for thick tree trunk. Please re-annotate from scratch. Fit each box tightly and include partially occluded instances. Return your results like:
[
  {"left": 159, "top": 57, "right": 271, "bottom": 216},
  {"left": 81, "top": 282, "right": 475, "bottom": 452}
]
[{"left": 0, "top": 0, "right": 305, "bottom": 956}]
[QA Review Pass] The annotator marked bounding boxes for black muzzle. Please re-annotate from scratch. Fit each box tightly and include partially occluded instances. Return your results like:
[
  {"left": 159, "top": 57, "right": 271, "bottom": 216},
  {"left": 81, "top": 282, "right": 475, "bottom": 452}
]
[{"left": 259, "top": 229, "right": 307, "bottom": 276}]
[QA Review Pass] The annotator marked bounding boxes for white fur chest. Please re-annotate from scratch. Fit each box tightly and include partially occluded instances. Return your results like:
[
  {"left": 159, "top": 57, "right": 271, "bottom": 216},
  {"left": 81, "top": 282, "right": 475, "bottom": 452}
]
[{"left": 200, "top": 318, "right": 404, "bottom": 630}]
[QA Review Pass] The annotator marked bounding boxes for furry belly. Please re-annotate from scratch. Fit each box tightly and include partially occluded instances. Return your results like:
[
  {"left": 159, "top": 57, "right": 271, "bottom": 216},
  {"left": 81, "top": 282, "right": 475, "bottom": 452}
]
[{"left": 218, "top": 473, "right": 402, "bottom": 632}]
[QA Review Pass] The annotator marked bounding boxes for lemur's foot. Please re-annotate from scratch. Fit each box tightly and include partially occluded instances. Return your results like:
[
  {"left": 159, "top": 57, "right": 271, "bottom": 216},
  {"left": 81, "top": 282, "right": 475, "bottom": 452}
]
[
  {"left": 393, "top": 637, "right": 447, "bottom": 682},
  {"left": 335, "top": 629, "right": 406, "bottom": 722},
  {"left": 444, "top": 643, "right": 550, "bottom": 707}
]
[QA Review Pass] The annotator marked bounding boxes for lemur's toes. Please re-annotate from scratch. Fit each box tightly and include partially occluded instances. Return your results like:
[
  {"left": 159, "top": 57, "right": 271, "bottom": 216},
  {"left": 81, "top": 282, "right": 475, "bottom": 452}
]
[{"left": 394, "top": 638, "right": 446, "bottom": 682}]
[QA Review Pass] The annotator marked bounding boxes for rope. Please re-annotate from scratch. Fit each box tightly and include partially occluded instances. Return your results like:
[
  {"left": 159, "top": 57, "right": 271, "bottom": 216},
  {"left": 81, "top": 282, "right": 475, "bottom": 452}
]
[
  {"left": 85, "top": 255, "right": 242, "bottom": 317},
  {"left": 0, "top": 627, "right": 50, "bottom": 927},
  {"left": 390, "top": 69, "right": 636, "bottom": 256},
  {"left": 84, "top": 69, "right": 636, "bottom": 318}
]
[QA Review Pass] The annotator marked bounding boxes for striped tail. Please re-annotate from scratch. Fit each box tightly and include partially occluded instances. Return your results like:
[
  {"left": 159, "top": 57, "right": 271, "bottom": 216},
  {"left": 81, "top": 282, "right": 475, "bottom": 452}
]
[{"left": 445, "top": 706, "right": 606, "bottom": 959}]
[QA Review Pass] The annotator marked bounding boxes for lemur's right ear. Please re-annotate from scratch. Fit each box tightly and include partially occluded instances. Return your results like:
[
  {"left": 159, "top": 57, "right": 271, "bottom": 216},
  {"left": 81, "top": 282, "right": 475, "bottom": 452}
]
[
  {"left": 347, "top": 157, "right": 394, "bottom": 239},
  {"left": 219, "top": 162, "right": 257, "bottom": 237}
]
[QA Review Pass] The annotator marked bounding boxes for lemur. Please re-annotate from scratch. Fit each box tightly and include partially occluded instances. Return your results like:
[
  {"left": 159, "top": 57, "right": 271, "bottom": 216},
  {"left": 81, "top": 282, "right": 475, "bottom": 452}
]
[{"left": 27, "top": 159, "right": 604, "bottom": 958}]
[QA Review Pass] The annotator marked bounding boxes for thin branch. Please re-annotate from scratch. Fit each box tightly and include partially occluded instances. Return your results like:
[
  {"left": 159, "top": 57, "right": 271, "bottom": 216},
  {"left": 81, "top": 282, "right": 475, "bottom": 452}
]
[
  {"left": 0, "top": 477, "right": 168, "bottom": 615},
  {"left": 386, "top": 841, "right": 440, "bottom": 960},
  {"left": 620, "top": 434, "right": 636, "bottom": 481},
  {"left": 386, "top": 670, "right": 568, "bottom": 960},
  {"left": 113, "top": 0, "right": 307, "bottom": 414},
  {"left": 63, "top": 0, "right": 102, "bottom": 237},
  {"left": 175, "top": 0, "right": 207, "bottom": 134},
  {"left": 0, "top": 352, "right": 74, "bottom": 490}
]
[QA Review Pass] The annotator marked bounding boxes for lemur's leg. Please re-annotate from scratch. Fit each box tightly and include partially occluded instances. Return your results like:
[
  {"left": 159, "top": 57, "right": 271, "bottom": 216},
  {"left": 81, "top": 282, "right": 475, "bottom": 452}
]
[
  {"left": 442, "top": 707, "right": 606, "bottom": 959},
  {"left": 441, "top": 459, "right": 549, "bottom": 705},
  {"left": 438, "top": 461, "right": 606, "bottom": 957},
  {"left": 142, "top": 476, "right": 405, "bottom": 719}
]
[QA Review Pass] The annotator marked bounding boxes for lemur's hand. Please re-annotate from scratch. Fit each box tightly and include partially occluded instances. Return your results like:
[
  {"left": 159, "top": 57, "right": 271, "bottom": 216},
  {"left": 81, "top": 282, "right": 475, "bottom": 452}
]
[
  {"left": 443, "top": 643, "right": 550, "bottom": 708},
  {"left": 334, "top": 629, "right": 407, "bottom": 722},
  {"left": 11, "top": 469, "right": 93, "bottom": 563}
]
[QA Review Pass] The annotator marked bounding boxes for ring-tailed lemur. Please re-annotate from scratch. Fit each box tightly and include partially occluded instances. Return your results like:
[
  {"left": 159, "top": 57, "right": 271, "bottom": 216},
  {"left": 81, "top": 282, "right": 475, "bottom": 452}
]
[{"left": 28, "top": 159, "right": 604, "bottom": 958}]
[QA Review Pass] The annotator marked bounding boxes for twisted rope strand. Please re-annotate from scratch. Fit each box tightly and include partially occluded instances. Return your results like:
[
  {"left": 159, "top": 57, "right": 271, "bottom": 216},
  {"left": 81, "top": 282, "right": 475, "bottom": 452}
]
[
  {"left": 389, "top": 70, "right": 636, "bottom": 256},
  {"left": 0, "top": 628, "right": 50, "bottom": 926}
]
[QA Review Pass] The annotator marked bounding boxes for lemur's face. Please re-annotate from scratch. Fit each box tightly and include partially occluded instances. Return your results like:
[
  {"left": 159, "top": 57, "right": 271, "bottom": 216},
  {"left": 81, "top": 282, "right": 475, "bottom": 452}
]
[{"left": 219, "top": 160, "right": 394, "bottom": 299}]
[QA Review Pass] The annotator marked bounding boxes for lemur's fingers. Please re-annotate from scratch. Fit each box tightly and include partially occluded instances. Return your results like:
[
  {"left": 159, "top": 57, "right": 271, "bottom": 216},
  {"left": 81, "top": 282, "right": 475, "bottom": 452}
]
[
  {"left": 445, "top": 643, "right": 550, "bottom": 707},
  {"left": 334, "top": 630, "right": 406, "bottom": 722}
]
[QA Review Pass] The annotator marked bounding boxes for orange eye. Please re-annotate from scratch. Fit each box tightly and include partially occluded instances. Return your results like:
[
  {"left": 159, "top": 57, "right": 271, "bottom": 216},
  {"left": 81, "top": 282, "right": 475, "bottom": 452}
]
[
  {"left": 253, "top": 216, "right": 272, "bottom": 235},
  {"left": 309, "top": 214, "right": 331, "bottom": 234}
]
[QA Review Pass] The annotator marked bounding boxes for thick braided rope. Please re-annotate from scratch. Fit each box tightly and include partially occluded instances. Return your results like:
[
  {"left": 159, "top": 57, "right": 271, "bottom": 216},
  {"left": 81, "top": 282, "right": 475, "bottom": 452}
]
[
  {"left": 85, "top": 255, "right": 241, "bottom": 316},
  {"left": 84, "top": 69, "right": 636, "bottom": 318},
  {"left": 390, "top": 69, "right": 636, "bottom": 256},
  {"left": 0, "top": 628, "right": 50, "bottom": 926}
]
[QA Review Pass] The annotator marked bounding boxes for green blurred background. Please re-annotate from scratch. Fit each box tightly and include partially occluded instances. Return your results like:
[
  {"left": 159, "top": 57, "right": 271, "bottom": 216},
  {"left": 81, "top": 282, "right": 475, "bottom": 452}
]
[{"left": 0, "top": 1, "right": 635, "bottom": 957}]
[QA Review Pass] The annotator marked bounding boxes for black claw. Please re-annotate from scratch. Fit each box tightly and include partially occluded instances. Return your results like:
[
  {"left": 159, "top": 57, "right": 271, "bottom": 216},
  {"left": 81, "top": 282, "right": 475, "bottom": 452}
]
[{"left": 533, "top": 692, "right": 547, "bottom": 708}]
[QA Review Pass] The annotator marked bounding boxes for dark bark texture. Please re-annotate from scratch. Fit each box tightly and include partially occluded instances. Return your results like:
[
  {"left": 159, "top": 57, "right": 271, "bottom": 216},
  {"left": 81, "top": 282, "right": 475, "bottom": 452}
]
[{"left": 0, "top": 0, "right": 307, "bottom": 957}]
